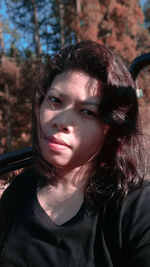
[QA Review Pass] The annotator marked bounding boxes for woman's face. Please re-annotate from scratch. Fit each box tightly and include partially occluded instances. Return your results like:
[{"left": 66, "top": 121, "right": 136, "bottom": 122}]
[{"left": 39, "top": 70, "right": 108, "bottom": 171}]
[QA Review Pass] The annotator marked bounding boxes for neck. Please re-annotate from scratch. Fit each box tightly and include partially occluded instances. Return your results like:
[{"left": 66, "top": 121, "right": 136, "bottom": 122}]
[
  {"left": 56, "top": 163, "right": 92, "bottom": 190},
  {"left": 37, "top": 165, "right": 90, "bottom": 208}
]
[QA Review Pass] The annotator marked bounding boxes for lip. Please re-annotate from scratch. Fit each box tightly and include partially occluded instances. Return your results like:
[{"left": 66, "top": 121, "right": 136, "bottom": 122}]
[{"left": 46, "top": 136, "right": 71, "bottom": 149}]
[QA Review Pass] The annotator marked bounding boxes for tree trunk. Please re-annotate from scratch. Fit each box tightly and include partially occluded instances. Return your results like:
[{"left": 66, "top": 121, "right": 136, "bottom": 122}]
[
  {"left": 76, "top": 0, "right": 81, "bottom": 42},
  {"left": 31, "top": 0, "right": 42, "bottom": 57},
  {"left": 0, "top": 19, "right": 5, "bottom": 60},
  {"left": 5, "top": 83, "right": 12, "bottom": 151},
  {"left": 76, "top": 0, "right": 81, "bottom": 12},
  {"left": 59, "top": 0, "right": 65, "bottom": 49}
]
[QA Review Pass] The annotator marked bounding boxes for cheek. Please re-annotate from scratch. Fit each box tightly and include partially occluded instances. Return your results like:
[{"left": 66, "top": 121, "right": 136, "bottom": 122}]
[
  {"left": 77, "top": 122, "right": 106, "bottom": 150},
  {"left": 40, "top": 107, "right": 47, "bottom": 124},
  {"left": 40, "top": 108, "right": 53, "bottom": 131},
  {"left": 73, "top": 126, "right": 106, "bottom": 164}
]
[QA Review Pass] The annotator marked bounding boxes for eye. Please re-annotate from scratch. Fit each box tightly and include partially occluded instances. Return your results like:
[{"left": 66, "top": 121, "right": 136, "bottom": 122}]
[
  {"left": 81, "top": 109, "right": 97, "bottom": 117},
  {"left": 48, "top": 96, "right": 61, "bottom": 104}
]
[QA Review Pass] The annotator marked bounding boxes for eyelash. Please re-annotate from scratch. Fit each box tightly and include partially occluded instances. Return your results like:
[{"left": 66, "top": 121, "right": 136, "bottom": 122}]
[{"left": 47, "top": 97, "right": 97, "bottom": 118}]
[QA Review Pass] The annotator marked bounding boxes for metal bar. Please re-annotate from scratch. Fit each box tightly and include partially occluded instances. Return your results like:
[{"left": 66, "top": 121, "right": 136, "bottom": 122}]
[
  {"left": 0, "top": 147, "right": 34, "bottom": 175},
  {"left": 0, "top": 147, "right": 33, "bottom": 166},
  {"left": 0, "top": 158, "right": 34, "bottom": 175},
  {"left": 129, "top": 52, "right": 150, "bottom": 80}
]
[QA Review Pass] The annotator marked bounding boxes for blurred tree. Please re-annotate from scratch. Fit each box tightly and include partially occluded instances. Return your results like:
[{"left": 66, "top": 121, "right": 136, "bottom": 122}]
[
  {"left": 0, "top": 16, "right": 12, "bottom": 153},
  {"left": 65, "top": 0, "right": 150, "bottom": 105},
  {"left": 66, "top": 0, "right": 150, "bottom": 63},
  {"left": 45, "top": 0, "right": 74, "bottom": 52},
  {"left": 143, "top": 0, "right": 150, "bottom": 30},
  {"left": 0, "top": 12, "right": 33, "bottom": 154},
  {"left": 6, "top": 0, "right": 42, "bottom": 57},
  {"left": 31, "top": 0, "right": 42, "bottom": 56},
  {"left": 1, "top": 0, "right": 150, "bottom": 157},
  {"left": 0, "top": 55, "right": 36, "bottom": 153},
  {"left": 0, "top": 56, "right": 19, "bottom": 153},
  {"left": 0, "top": 18, "right": 5, "bottom": 58}
]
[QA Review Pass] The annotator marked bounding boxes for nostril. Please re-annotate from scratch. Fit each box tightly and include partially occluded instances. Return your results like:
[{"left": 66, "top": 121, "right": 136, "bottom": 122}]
[
  {"left": 64, "top": 127, "right": 69, "bottom": 132},
  {"left": 52, "top": 122, "right": 69, "bottom": 133},
  {"left": 61, "top": 126, "right": 69, "bottom": 133}
]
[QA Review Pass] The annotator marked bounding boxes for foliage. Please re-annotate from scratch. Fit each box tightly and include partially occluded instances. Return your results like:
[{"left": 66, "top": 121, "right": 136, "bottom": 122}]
[
  {"left": 0, "top": 0, "right": 150, "bottom": 158},
  {"left": 6, "top": 0, "right": 43, "bottom": 56},
  {"left": 0, "top": 56, "right": 35, "bottom": 154},
  {"left": 65, "top": 0, "right": 150, "bottom": 62},
  {"left": 143, "top": 0, "right": 150, "bottom": 29},
  {"left": 65, "top": 0, "right": 150, "bottom": 105}
]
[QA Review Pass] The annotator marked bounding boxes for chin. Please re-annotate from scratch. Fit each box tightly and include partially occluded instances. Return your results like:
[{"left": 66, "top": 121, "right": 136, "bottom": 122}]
[{"left": 44, "top": 157, "right": 70, "bottom": 168}]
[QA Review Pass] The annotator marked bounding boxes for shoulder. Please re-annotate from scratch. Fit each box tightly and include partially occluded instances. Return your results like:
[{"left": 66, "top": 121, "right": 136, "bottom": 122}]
[
  {"left": 0, "top": 168, "right": 38, "bottom": 245},
  {"left": 0, "top": 168, "right": 39, "bottom": 235},
  {"left": 105, "top": 181, "right": 150, "bottom": 222},
  {"left": 0, "top": 168, "right": 38, "bottom": 204},
  {"left": 103, "top": 182, "right": 150, "bottom": 266},
  {"left": 128, "top": 180, "right": 150, "bottom": 200},
  {"left": 121, "top": 182, "right": 150, "bottom": 265},
  {"left": 121, "top": 181, "right": 150, "bottom": 236},
  {"left": 107, "top": 181, "right": 150, "bottom": 237},
  {"left": 122, "top": 181, "right": 150, "bottom": 220}
]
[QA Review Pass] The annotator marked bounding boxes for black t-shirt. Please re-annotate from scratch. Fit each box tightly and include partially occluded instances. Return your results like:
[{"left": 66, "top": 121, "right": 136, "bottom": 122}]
[
  {"left": 4, "top": 184, "right": 100, "bottom": 267},
  {"left": 0, "top": 169, "right": 150, "bottom": 267}
]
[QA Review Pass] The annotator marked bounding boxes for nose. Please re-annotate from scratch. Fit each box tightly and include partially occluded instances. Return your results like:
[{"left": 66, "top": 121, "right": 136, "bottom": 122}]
[
  {"left": 51, "top": 110, "right": 73, "bottom": 133},
  {"left": 52, "top": 122, "right": 70, "bottom": 133}
]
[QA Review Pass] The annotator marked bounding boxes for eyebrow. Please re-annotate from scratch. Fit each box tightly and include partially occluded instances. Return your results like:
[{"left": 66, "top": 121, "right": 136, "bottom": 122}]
[
  {"left": 81, "top": 101, "right": 100, "bottom": 107},
  {"left": 48, "top": 88, "right": 64, "bottom": 98},
  {"left": 49, "top": 88, "right": 100, "bottom": 107}
]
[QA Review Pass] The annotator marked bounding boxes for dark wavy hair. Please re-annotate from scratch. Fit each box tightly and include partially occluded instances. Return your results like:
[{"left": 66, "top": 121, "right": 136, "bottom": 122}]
[{"left": 33, "top": 41, "right": 146, "bottom": 209}]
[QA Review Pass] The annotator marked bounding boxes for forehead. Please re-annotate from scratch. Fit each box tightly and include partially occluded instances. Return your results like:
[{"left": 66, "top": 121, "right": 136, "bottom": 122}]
[{"left": 49, "top": 70, "right": 102, "bottom": 98}]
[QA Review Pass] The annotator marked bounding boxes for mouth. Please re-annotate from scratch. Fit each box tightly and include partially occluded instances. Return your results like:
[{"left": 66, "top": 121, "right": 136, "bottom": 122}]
[{"left": 46, "top": 136, "right": 71, "bottom": 150}]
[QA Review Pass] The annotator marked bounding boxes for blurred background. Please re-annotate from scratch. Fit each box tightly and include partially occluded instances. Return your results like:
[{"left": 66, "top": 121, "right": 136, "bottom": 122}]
[{"left": 0, "top": 0, "right": 150, "bottom": 155}]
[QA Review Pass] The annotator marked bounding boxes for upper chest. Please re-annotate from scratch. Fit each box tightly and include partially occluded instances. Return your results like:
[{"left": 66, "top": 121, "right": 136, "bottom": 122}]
[
  {"left": 37, "top": 186, "right": 84, "bottom": 226},
  {"left": 4, "top": 195, "right": 101, "bottom": 267}
]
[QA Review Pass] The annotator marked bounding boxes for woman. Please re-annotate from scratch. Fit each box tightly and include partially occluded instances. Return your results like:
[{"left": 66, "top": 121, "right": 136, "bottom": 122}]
[{"left": 0, "top": 41, "right": 150, "bottom": 267}]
